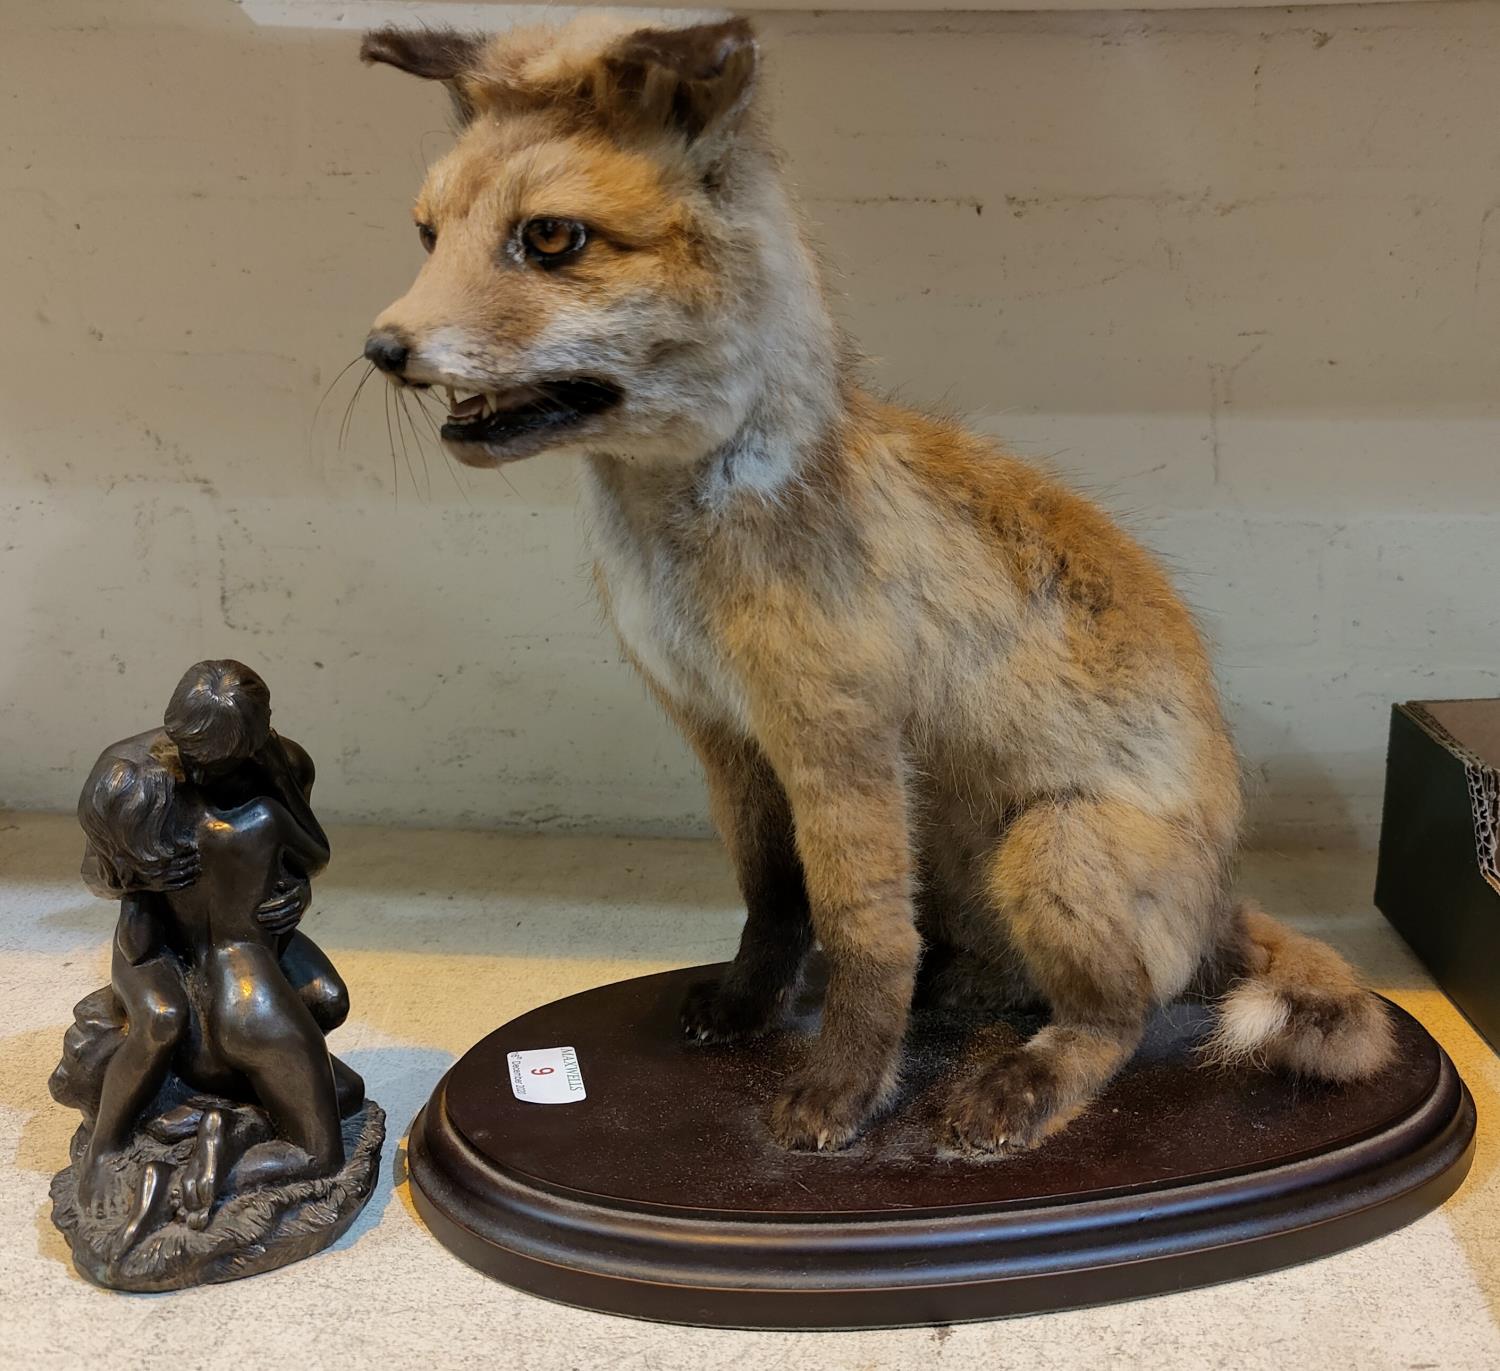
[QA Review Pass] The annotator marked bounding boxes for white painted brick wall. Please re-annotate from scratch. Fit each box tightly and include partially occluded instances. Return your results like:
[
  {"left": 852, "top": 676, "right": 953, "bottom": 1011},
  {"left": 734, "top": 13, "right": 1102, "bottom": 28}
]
[{"left": 1, "top": 1, "right": 1496, "bottom": 843}]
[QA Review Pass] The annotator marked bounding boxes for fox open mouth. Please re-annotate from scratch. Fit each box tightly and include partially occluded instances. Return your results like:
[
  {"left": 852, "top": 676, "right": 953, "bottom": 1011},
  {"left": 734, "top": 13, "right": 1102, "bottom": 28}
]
[{"left": 438, "top": 378, "right": 623, "bottom": 453}]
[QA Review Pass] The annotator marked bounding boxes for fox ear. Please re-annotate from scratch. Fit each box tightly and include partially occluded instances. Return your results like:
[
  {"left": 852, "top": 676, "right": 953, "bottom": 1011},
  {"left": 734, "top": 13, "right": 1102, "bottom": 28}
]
[
  {"left": 600, "top": 18, "right": 758, "bottom": 144},
  {"left": 359, "top": 27, "right": 486, "bottom": 121}
]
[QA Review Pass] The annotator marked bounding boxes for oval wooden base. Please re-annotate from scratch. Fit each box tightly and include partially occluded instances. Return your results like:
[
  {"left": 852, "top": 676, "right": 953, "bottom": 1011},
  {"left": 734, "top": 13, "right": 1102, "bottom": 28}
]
[{"left": 408, "top": 964, "right": 1475, "bottom": 1330}]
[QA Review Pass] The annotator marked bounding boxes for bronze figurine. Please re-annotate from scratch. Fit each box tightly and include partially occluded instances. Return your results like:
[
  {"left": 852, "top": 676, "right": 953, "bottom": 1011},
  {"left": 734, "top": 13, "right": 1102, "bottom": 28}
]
[{"left": 49, "top": 660, "right": 384, "bottom": 1290}]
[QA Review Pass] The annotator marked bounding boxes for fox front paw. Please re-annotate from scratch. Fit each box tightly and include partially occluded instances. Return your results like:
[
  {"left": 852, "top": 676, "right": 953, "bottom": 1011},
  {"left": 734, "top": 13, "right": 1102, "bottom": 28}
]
[
  {"left": 768, "top": 1062, "right": 889, "bottom": 1152},
  {"left": 680, "top": 977, "right": 780, "bottom": 1045}
]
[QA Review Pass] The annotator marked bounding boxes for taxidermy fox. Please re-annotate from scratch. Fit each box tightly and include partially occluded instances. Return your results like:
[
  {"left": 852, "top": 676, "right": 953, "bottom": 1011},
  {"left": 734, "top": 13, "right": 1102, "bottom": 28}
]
[{"left": 360, "top": 17, "right": 1393, "bottom": 1152}]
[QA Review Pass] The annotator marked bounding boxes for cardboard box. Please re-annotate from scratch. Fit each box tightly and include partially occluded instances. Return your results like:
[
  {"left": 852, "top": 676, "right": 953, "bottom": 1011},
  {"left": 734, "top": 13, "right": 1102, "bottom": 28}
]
[{"left": 1375, "top": 699, "right": 1500, "bottom": 1052}]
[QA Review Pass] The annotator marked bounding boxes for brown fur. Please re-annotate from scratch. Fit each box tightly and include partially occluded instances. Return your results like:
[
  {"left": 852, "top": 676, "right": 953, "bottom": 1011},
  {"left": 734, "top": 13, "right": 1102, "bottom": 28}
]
[{"left": 362, "top": 17, "right": 1393, "bottom": 1152}]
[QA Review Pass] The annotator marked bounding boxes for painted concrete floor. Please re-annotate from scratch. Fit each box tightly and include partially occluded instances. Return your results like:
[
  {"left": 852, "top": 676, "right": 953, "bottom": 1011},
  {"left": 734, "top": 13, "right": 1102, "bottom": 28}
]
[{"left": 2, "top": 811, "right": 1496, "bottom": 1370}]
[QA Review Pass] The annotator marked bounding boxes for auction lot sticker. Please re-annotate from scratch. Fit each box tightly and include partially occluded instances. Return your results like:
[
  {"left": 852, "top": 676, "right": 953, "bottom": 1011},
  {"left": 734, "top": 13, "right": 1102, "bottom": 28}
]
[{"left": 508, "top": 1046, "right": 587, "bottom": 1104}]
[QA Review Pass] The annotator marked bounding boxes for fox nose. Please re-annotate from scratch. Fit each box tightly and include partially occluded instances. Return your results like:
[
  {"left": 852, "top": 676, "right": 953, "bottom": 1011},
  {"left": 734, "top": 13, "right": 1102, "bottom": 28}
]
[{"left": 364, "top": 330, "right": 410, "bottom": 376}]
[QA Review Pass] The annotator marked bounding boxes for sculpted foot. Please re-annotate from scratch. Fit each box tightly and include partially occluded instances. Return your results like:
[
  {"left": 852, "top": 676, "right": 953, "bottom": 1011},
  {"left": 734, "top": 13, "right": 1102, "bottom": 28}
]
[
  {"left": 110, "top": 1160, "right": 175, "bottom": 1258},
  {"left": 177, "top": 1106, "right": 272, "bottom": 1227},
  {"left": 332, "top": 1055, "right": 366, "bottom": 1118},
  {"left": 147, "top": 1101, "right": 207, "bottom": 1144},
  {"left": 178, "top": 1108, "right": 228, "bottom": 1228},
  {"left": 226, "top": 1139, "right": 323, "bottom": 1194},
  {"left": 77, "top": 1153, "right": 114, "bottom": 1220}
]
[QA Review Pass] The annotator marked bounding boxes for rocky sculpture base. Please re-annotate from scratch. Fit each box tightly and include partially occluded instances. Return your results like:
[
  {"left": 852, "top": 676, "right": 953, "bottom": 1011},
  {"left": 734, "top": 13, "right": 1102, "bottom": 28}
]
[{"left": 51, "top": 1098, "right": 384, "bottom": 1292}]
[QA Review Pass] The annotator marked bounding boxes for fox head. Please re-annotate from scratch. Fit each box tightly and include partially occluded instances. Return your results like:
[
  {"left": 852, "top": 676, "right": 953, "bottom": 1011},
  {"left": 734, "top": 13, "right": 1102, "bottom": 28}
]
[{"left": 360, "top": 17, "right": 835, "bottom": 472}]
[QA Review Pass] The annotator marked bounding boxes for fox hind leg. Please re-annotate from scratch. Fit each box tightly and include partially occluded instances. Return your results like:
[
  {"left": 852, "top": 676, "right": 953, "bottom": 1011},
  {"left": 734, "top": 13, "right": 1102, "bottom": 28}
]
[{"left": 945, "top": 797, "right": 1216, "bottom": 1152}]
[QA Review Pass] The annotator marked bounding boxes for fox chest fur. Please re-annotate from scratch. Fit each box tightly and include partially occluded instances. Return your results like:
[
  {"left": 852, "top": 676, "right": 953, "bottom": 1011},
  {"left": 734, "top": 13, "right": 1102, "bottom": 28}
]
[{"left": 582, "top": 461, "right": 755, "bottom": 731}]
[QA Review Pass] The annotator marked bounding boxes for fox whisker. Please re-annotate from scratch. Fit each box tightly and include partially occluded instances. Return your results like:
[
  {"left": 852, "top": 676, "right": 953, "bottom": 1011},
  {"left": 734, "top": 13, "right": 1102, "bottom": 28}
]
[
  {"left": 407, "top": 389, "right": 471, "bottom": 504},
  {"left": 338, "top": 363, "right": 378, "bottom": 452},
  {"left": 313, "top": 354, "right": 366, "bottom": 433}
]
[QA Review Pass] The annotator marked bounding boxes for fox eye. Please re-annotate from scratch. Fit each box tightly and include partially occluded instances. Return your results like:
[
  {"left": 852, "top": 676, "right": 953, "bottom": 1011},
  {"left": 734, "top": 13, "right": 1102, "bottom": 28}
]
[
  {"left": 416, "top": 223, "right": 437, "bottom": 253},
  {"left": 521, "top": 217, "right": 588, "bottom": 265}
]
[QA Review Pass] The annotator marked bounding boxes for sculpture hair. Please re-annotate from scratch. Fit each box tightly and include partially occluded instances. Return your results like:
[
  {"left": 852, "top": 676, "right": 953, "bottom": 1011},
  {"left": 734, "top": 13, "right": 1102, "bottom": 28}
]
[
  {"left": 163, "top": 659, "right": 272, "bottom": 766},
  {"left": 77, "top": 755, "right": 188, "bottom": 897}
]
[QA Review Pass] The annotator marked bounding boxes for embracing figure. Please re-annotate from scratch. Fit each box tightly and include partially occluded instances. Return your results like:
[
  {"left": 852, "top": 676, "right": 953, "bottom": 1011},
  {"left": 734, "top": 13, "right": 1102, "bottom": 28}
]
[{"left": 50, "top": 660, "right": 383, "bottom": 1290}]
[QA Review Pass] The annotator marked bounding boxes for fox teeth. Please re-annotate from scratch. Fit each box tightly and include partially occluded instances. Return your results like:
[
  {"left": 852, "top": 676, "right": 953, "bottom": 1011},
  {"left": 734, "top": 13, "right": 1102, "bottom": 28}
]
[
  {"left": 445, "top": 389, "right": 519, "bottom": 422},
  {"left": 447, "top": 391, "right": 488, "bottom": 421}
]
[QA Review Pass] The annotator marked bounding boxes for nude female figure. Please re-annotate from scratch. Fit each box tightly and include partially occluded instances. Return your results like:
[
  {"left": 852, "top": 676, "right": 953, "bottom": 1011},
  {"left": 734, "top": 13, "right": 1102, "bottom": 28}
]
[{"left": 165, "top": 779, "right": 347, "bottom": 1212}]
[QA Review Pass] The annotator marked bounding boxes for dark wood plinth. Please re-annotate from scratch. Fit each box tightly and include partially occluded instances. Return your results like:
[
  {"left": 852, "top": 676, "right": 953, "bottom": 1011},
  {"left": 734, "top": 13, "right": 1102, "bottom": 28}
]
[{"left": 407, "top": 963, "right": 1475, "bottom": 1329}]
